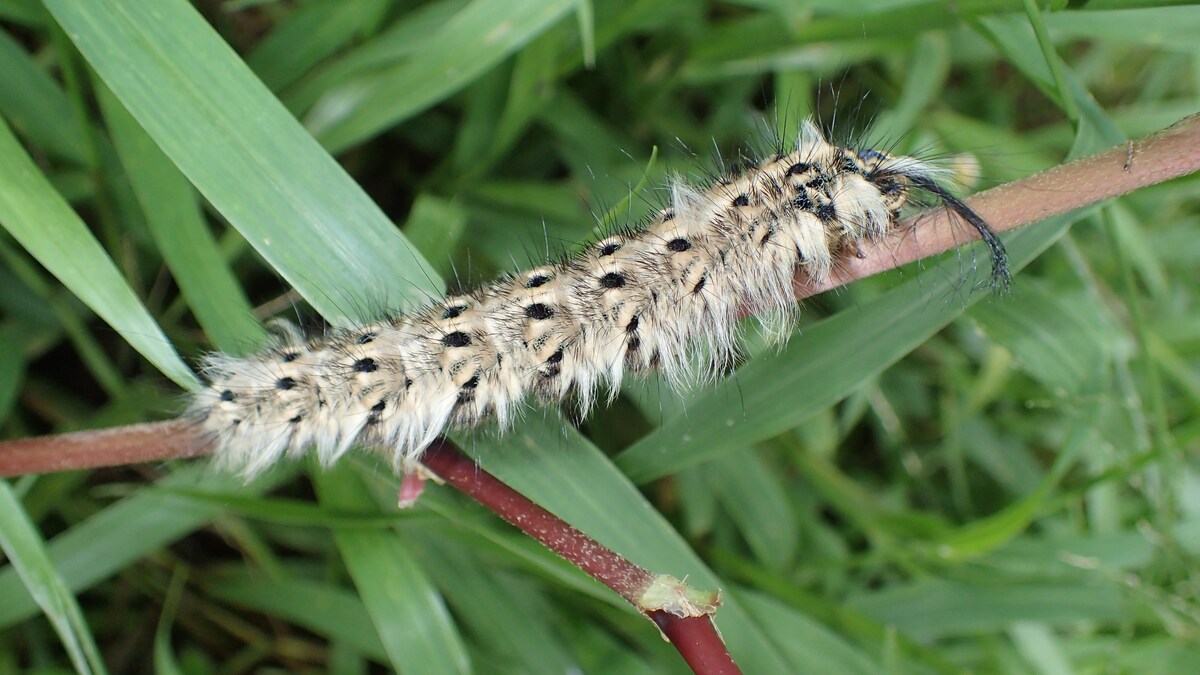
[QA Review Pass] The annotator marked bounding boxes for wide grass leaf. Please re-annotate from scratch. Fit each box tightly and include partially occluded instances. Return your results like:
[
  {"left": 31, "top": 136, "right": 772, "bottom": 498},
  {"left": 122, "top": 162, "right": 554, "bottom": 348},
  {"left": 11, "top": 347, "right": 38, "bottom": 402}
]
[
  {"left": 96, "top": 81, "right": 265, "bottom": 354},
  {"left": 971, "top": 282, "right": 1114, "bottom": 396},
  {"left": 0, "top": 28, "right": 89, "bottom": 165},
  {"left": 0, "top": 465, "right": 280, "bottom": 628},
  {"left": 205, "top": 572, "right": 389, "bottom": 662},
  {"left": 0, "top": 480, "right": 107, "bottom": 675},
  {"left": 41, "top": 0, "right": 443, "bottom": 327},
  {"left": 406, "top": 532, "right": 577, "bottom": 675},
  {"left": 246, "top": 0, "right": 390, "bottom": 92},
  {"left": 847, "top": 579, "right": 1125, "bottom": 641},
  {"left": 458, "top": 417, "right": 794, "bottom": 673},
  {"left": 306, "top": 0, "right": 583, "bottom": 152},
  {"left": 314, "top": 465, "right": 470, "bottom": 675},
  {"left": 738, "top": 590, "right": 882, "bottom": 675},
  {"left": 0, "top": 116, "right": 196, "bottom": 390},
  {"left": 617, "top": 212, "right": 1079, "bottom": 484}
]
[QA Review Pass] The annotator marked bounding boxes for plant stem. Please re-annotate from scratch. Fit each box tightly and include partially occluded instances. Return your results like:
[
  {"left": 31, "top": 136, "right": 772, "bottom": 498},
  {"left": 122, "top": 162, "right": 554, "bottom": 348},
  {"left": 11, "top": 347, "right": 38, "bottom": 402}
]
[
  {"left": 419, "top": 441, "right": 736, "bottom": 674},
  {"left": 0, "top": 419, "right": 199, "bottom": 475},
  {"left": 1, "top": 113, "right": 1198, "bottom": 674},
  {"left": 795, "top": 113, "right": 1200, "bottom": 299},
  {"left": 5, "top": 115, "right": 1199, "bottom": 477}
]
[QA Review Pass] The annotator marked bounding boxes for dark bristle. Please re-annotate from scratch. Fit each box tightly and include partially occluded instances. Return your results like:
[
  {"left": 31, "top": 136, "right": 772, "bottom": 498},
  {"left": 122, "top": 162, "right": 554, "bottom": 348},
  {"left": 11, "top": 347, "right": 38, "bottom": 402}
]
[
  {"left": 760, "top": 225, "right": 774, "bottom": 247},
  {"left": 909, "top": 175, "right": 1011, "bottom": 292}
]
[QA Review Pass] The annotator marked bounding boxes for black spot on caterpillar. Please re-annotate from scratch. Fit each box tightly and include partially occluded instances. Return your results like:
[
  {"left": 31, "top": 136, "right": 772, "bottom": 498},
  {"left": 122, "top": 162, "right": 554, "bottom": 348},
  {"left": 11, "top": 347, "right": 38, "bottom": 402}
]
[
  {"left": 525, "top": 274, "right": 551, "bottom": 288},
  {"left": 525, "top": 303, "right": 554, "bottom": 320},
  {"left": 667, "top": 238, "right": 692, "bottom": 252},
  {"left": 190, "top": 121, "right": 1009, "bottom": 477},
  {"left": 599, "top": 272, "right": 626, "bottom": 289}
]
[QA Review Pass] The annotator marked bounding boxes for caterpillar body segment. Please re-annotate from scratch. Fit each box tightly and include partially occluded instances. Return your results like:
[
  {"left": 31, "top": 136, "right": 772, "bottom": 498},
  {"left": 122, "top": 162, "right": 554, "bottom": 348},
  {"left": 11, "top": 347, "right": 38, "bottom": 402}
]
[{"left": 190, "top": 121, "right": 1007, "bottom": 477}]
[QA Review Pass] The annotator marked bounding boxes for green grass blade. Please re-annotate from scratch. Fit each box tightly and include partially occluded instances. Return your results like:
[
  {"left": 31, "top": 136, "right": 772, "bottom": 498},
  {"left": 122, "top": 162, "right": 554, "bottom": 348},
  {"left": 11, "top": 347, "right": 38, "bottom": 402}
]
[
  {"left": 1045, "top": 6, "right": 1200, "bottom": 50},
  {"left": 0, "top": 480, "right": 107, "bottom": 675},
  {"left": 41, "top": 0, "right": 443, "bottom": 325},
  {"left": 738, "top": 590, "right": 882, "bottom": 675},
  {"left": 460, "top": 417, "right": 794, "bottom": 673},
  {"left": 314, "top": 466, "right": 471, "bottom": 675},
  {"left": 617, "top": 212, "right": 1080, "bottom": 484},
  {"left": 0, "top": 329, "right": 22, "bottom": 421},
  {"left": 977, "top": 14, "right": 1125, "bottom": 154},
  {"left": 0, "top": 28, "right": 88, "bottom": 165},
  {"left": 406, "top": 532, "right": 577, "bottom": 674},
  {"left": 971, "top": 282, "right": 1113, "bottom": 395},
  {"left": 402, "top": 194, "right": 468, "bottom": 279},
  {"left": 205, "top": 572, "right": 389, "bottom": 662},
  {"left": 95, "top": 80, "right": 266, "bottom": 354},
  {"left": 707, "top": 452, "right": 796, "bottom": 571},
  {"left": 152, "top": 569, "right": 187, "bottom": 675},
  {"left": 0, "top": 465, "right": 282, "bottom": 628},
  {"left": 0, "top": 115, "right": 196, "bottom": 390},
  {"left": 4, "top": 3, "right": 1194, "bottom": 671},
  {"left": 307, "top": 0, "right": 581, "bottom": 153},
  {"left": 846, "top": 579, "right": 1125, "bottom": 641},
  {"left": 280, "top": 0, "right": 471, "bottom": 115},
  {"left": 246, "top": 0, "right": 390, "bottom": 92}
]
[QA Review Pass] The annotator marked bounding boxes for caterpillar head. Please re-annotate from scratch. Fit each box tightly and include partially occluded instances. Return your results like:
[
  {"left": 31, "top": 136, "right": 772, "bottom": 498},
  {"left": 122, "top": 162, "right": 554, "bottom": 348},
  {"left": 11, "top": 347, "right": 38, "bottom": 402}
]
[
  {"left": 844, "top": 147, "right": 912, "bottom": 214},
  {"left": 848, "top": 145, "right": 1011, "bottom": 291}
]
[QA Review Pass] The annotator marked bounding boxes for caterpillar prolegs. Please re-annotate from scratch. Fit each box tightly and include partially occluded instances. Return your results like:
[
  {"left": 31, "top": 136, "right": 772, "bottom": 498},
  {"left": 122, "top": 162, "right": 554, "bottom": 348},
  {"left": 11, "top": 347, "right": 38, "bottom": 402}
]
[{"left": 189, "top": 121, "right": 1009, "bottom": 478}]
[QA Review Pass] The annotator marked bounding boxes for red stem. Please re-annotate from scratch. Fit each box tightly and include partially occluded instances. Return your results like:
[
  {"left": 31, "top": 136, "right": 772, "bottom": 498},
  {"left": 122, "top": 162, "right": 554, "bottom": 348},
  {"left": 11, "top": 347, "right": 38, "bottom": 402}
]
[
  {"left": 649, "top": 611, "right": 742, "bottom": 675},
  {"left": 3, "top": 116, "right": 1198, "bottom": 478},
  {"left": 796, "top": 113, "right": 1200, "bottom": 298},
  {"left": 1, "top": 115, "right": 1198, "bottom": 674},
  {"left": 420, "top": 440, "right": 654, "bottom": 597},
  {"left": 421, "top": 440, "right": 740, "bottom": 674},
  {"left": 0, "top": 419, "right": 199, "bottom": 476}
]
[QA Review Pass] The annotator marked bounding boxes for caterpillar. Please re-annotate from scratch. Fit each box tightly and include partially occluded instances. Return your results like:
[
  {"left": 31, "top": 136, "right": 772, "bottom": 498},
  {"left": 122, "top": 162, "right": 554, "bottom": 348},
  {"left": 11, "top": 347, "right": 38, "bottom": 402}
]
[{"left": 189, "top": 120, "right": 1009, "bottom": 478}]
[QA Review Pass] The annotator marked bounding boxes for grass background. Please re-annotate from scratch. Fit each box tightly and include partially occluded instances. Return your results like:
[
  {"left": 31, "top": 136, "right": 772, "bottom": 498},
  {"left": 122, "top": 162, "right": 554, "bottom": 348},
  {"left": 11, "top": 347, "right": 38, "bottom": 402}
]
[{"left": 1, "top": 0, "right": 1199, "bottom": 672}]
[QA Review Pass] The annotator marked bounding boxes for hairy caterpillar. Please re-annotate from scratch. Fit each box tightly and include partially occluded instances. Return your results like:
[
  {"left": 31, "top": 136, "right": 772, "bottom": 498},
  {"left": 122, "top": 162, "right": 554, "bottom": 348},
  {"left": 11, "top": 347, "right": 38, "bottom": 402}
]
[{"left": 189, "top": 120, "right": 1009, "bottom": 478}]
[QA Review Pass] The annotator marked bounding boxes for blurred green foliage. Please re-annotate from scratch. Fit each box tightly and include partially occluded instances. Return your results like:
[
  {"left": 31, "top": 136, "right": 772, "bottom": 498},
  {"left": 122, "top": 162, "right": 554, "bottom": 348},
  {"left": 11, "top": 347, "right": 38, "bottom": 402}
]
[{"left": 1, "top": 0, "right": 1198, "bottom": 672}]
